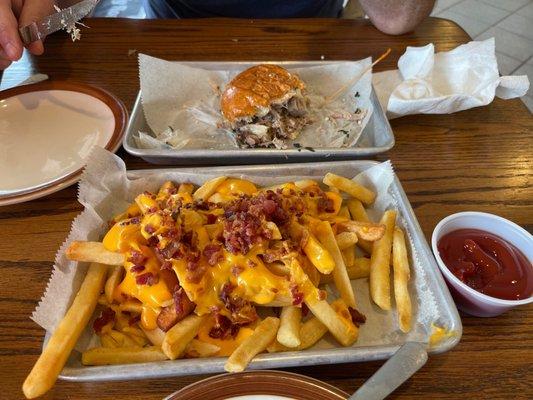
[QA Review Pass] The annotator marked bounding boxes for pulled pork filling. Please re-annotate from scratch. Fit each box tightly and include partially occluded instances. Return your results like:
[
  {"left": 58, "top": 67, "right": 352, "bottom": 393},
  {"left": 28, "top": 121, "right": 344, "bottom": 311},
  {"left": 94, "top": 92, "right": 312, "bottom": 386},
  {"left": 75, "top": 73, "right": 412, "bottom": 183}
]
[{"left": 234, "top": 93, "right": 310, "bottom": 148}]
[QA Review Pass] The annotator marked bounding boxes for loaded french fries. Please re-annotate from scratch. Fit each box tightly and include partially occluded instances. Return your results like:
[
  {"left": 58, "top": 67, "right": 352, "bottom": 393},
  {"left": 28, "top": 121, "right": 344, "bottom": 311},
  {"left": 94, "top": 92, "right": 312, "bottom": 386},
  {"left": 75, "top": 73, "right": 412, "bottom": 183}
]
[{"left": 23, "top": 173, "right": 413, "bottom": 398}]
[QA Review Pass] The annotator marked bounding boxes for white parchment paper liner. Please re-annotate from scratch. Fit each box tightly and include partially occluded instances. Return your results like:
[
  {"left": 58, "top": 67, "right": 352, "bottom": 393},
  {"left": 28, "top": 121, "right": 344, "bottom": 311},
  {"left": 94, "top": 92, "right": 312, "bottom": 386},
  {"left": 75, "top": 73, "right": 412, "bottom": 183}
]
[
  {"left": 33, "top": 147, "right": 438, "bottom": 351},
  {"left": 135, "top": 54, "right": 374, "bottom": 150}
]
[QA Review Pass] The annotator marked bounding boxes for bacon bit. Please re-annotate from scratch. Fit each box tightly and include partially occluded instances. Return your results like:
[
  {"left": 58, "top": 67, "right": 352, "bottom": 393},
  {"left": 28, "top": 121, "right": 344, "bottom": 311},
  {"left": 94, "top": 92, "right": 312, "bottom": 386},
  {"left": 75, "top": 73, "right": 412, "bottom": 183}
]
[
  {"left": 209, "top": 313, "right": 240, "bottom": 339},
  {"left": 247, "top": 259, "right": 257, "bottom": 268},
  {"left": 318, "top": 289, "right": 327, "bottom": 301},
  {"left": 144, "top": 224, "right": 156, "bottom": 234},
  {"left": 136, "top": 272, "right": 158, "bottom": 286},
  {"left": 93, "top": 308, "right": 115, "bottom": 334},
  {"left": 157, "top": 241, "right": 181, "bottom": 260},
  {"left": 219, "top": 282, "right": 235, "bottom": 305},
  {"left": 185, "top": 253, "right": 206, "bottom": 283},
  {"left": 348, "top": 307, "right": 367, "bottom": 327},
  {"left": 206, "top": 213, "right": 217, "bottom": 224},
  {"left": 174, "top": 285, "right": 195, "bottom": 319},
  {"left": 231, "top": 264, "right": 244, "bottom": 277},
  {"left": 181, "top": 231, "right": 193, "bottom": 246},
  {"left": 162, "top": 227, "right": 181, "bottom": 240},
  {"left": 127, "top": 251, "right": 147, "bottom": 266},
  {"left": 290, "top": 283, "right": 304, "bottom": 306},
  {"left": 157, "top": 288, "right": 195, "bottom": 332},
  {"left": 317, "top": 196, "right": 335, "bottom": 213},
  {"left": 194, "top": 200, "right": 211, "bottom": 210},
  {"left": 128, "top": 314, "right": 141, "bottom": 326},
  {"left": 161, "top": 260, "right": 172, "bottom": 270},
  {"left": 130, "top": 216, "right": 141, "bottom": 225},
  {"left": 203, "top": 243, "right": 223, "bottom": 266},
  {"left": 261, "top": 251, "right": 279, "bottom": 264},
  {"left": 219, "top": 282, "right": 258, "bottom": 324},
  {"left": 130, "top": 264, "right": 145, "bottom": 273},
  {"left": 301, "top": 303, "right": 309, "bottom": 317},
  {"left": 147, "top": 236, "right": 159, "bottom": 247},
  {"left": 147, "top": 206, "right": 158, "bottom": 214}
]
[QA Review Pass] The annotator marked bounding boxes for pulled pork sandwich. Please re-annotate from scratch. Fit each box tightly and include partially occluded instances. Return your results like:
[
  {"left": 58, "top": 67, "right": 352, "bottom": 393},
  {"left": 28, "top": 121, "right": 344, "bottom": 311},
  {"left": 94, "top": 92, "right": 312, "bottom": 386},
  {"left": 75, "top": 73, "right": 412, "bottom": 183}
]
[{"left": 220, "top": 64, "right": 311, "bottom": 147}]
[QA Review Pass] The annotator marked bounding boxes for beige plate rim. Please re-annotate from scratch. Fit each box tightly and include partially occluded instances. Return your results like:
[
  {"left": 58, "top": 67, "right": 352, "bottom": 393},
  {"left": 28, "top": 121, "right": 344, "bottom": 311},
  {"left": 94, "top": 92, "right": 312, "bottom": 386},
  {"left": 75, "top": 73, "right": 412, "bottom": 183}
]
[{"left": 0, "top": 80, "right": 128, "bottom": 207}]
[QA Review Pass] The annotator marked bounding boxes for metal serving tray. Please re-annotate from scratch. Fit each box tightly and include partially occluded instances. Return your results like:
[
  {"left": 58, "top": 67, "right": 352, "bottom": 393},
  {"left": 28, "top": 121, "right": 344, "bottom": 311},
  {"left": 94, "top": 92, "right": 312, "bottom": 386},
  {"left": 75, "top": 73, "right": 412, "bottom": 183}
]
[
  {"left": 57, "top": 160, "right": 461, "bottom": 382},
  {"left": 123, "top": 61, "right": 395, "bottom": 165}
]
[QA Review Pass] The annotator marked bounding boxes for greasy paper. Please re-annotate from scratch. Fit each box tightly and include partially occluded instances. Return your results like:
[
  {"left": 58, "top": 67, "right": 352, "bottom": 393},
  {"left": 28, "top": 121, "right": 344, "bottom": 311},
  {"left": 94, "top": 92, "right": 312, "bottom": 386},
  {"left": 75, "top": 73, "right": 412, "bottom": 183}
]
[
  {"left": 136, "top": 55, "right": 373, "bottom": 150},
  {"left": 33, "top": 147, "right": 439, "bottom": 352}
]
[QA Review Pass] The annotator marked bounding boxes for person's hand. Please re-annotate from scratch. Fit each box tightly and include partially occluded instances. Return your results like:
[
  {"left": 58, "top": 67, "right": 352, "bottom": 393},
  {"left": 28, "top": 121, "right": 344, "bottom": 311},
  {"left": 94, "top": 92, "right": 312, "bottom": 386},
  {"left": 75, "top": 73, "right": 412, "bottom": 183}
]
[{"left": 0, "top": 0, "right": 56, "bottom": 70}]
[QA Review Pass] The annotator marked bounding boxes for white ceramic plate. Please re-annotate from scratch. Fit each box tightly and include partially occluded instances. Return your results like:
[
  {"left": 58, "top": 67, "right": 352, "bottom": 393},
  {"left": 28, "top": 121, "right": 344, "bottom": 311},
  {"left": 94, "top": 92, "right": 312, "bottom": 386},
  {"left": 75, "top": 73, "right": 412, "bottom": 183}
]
[{"left": 0, "top": 81, "right": 127, "bottom": 206}]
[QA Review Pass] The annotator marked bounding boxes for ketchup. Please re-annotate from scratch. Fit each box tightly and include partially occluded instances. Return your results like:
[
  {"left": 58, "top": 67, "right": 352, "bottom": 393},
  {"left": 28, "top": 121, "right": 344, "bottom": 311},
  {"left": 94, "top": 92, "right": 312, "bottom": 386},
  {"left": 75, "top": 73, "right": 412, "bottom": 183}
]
[{"left": 437, "top": 229, "right": 533, "bottom": 301}]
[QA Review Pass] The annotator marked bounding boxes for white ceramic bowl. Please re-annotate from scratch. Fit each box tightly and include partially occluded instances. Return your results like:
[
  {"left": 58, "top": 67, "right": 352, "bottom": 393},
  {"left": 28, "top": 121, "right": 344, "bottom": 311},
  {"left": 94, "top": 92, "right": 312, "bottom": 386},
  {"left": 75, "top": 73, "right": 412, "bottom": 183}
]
[{"left": 431, "top": 212, "right": 533, "bottom": 317}]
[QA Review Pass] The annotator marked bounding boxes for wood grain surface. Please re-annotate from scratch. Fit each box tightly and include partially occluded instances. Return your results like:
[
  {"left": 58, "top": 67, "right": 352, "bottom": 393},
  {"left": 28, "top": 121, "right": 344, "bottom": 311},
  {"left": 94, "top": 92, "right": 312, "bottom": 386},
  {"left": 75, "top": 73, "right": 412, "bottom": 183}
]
[{"left": 1, "top": 17, "right": 532, "bottom": 400}]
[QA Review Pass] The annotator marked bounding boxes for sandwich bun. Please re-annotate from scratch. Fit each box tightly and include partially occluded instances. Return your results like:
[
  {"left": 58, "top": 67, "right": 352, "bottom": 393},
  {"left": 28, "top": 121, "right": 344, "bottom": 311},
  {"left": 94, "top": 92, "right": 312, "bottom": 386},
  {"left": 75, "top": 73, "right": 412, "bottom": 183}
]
[{"left": 221, "top": 64, "right": 305, "bottom": 125}]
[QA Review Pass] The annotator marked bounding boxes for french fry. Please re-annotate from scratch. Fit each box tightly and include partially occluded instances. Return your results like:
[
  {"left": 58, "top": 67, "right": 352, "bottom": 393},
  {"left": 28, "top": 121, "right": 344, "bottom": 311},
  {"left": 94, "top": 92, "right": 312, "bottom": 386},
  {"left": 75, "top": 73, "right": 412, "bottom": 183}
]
[
  {"left": 289, "top": 221, "right": 335, "bottom": 274},
  {"left": 193, "top": 176, "right": 227, "bottom": 201},
  {"left": 300, "top": 257, "right": 321, "bottom": 287},
  {"left": 267, "top": 316, "right": 328, "bottom": 352},
  {"left": 265, "top": 180, "right": 317, "bottom": 192},
  {"left": 122, "top": 326, "right": 147, "bottom": 339},
  {"left": 369, "top": 210, "right": 397, "bottom": 311},
  {"left": 108, "top": 329, "right": 139, "bottom": 348},
  {"left": 321, "top": 257, "right": 371, "bottom": 284},
  {"left": 105, "top": 265, "right": 123, "bottom": 303},
  {"left": 266, "top": 261, "right": 290, "bottom": 277},
  {"left": 119, "top": 300, "right": 143, "bottom": 314},
  {"left": 303, "top": 232, "right": 335, "bottom": 274},
  {"left": 392, "top": 228, "right": 412, "bottom": 333},
  {"left": 294, "top": 179, "right": 319, "bottom": 190},
  {"left": 100, "top": 334, "right": 118, "bottom": 348},
  {"left": 347, "top": 199, "right": 374, "bottom": 254},
  {"left": 277, "top": 306, "right": 302, "bottom": 348},
  {"left": 225, "top": 317, "right": 280, "bottom": 372},
  {"left": 314, "top": 221, "right": 356, "bottom": 308},
  {"left": 178, "top": 183, "right": 194, "bottom": 194},
  {"left": 207, "top": 193, "right": 225, "bottom": 204},
  {"left": 337, "top": 207, "right": 356, "bottom": 267},
  {"left": 265, "top": 221, "right": 282, "bottom": 240},
  {"left": 161, "top": 314, "right": 207, "bottom": 360},
  {"left": 335, "top": 231, "right": 358, "bottom": 250},
  {"left": 141, "top": 326, "right": 166, "bottom": 347},
  {"left": 336, "top": 220, "right": 385, "bottom": 242},
  {"left": 305, "top": 297, "right": 358, "bottom": 347},
  {"left": 82, "top": 346, "right": 168, "bottom": 366},
  {"left": 23, "top": 263, "right": 107, "bottom": 399},
  {"left": 66, "top": 241, "right": 124, "bottom": 265},
  {"left": 323, "top": 173, "right": 376, "bottom": 205},
  {"left": 341, "top": 246, "right": 355, "bottom": 267},
  {"left": 185, "top": 339, "right": 221, "bottom": 358},
  {"left": 290, "top": 260, "right": 358, "bottom": 346}
]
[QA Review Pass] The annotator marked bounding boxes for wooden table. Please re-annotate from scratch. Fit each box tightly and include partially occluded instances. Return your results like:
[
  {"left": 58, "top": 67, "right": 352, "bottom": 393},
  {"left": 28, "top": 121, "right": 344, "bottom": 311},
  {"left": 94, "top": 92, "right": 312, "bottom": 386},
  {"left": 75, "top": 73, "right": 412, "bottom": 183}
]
[{"left": 1, "top": 17, "right": 531, "bottom": 400}]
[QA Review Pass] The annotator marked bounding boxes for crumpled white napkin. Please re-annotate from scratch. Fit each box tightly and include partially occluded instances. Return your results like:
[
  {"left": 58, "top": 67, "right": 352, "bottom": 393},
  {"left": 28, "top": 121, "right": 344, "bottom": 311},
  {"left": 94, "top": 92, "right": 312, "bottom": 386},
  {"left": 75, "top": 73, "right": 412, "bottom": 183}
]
[{"left": 373, "top": 38, "right": 530, "bottom": 119}]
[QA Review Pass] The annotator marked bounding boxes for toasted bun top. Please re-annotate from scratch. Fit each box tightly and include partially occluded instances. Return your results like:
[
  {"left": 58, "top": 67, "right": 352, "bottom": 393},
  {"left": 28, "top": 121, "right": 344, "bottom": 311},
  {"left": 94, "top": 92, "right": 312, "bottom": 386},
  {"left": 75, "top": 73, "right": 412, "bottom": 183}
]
[{"left": 221, "top": 64, "right": 305, "bottom": 123}]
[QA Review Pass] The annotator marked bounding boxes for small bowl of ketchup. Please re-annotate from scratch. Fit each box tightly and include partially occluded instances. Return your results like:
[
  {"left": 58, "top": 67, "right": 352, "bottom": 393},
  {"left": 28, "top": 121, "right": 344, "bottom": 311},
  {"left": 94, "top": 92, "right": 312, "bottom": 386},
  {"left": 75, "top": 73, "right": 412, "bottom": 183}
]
[{"left": 432, "top": 212, "right": 533, "bottom": 317}]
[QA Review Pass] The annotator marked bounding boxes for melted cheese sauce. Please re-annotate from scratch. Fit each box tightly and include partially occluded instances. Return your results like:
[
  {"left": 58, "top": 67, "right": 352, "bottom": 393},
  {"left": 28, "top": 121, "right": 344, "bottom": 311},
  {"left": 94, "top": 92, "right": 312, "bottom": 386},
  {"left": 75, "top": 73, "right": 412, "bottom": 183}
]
[
  {"left": 197, "top": 316, "right": 255, "bottom": 356},
  {"left": 172, "top": 246, "right": 289, "bottom": 316},
  {"left": 100, "top": 178, "right": 343, "bottom": 333},
  {"left": 103, "top": 221, "right": 172, "bottom": 330},
  {"left": 429, "top": 324, "right": 456, "bottom": 348}
]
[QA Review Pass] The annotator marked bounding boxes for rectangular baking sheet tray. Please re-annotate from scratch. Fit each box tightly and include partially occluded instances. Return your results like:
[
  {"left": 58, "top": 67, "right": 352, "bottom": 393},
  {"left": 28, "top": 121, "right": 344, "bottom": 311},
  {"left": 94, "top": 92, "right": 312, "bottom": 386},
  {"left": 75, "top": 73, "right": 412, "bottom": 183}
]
[
  {"left": 123, "top": 61, "right": 395, "bottom": 165},
  {"left": 55, "top": 160, "right": 461, "bottom": 382}
]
